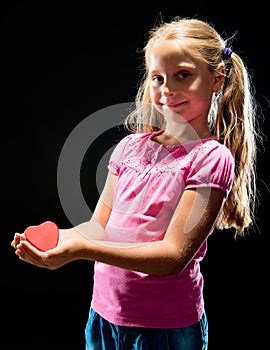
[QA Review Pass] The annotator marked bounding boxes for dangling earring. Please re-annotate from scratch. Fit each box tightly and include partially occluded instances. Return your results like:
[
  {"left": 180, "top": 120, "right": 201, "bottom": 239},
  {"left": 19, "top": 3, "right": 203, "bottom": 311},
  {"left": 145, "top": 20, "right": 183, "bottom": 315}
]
[
  {"left": 215, "top": 90, "right": 222, "bottom": 102},
  {"left": 209, "top": 91, "right": 222, "bottom": 132}
]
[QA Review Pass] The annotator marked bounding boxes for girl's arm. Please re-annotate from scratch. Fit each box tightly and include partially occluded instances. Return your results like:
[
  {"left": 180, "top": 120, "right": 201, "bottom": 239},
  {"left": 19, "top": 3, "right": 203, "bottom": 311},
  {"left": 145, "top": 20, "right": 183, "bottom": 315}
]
[
  {"left": 11, "top": 172, "right": 116, "bottom": 264},
  {"left": 13, "top": 172, "right": 225, "bottom": 275},
  {"left": 80, "top": 186, "right": 225, "bottom": 275}
]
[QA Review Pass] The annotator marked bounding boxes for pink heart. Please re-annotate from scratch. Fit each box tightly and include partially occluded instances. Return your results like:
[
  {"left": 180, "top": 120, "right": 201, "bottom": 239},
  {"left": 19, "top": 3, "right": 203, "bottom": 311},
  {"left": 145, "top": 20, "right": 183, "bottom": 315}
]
[{"left": 25, "top": 221, "right": 59, "bottom": 252}]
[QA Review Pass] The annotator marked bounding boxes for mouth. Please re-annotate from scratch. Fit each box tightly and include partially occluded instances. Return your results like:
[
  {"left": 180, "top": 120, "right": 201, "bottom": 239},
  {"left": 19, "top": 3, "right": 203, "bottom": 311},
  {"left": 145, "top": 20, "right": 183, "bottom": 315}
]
[{"left": 164, "top": 101, "right": 187, "bottom": 108}]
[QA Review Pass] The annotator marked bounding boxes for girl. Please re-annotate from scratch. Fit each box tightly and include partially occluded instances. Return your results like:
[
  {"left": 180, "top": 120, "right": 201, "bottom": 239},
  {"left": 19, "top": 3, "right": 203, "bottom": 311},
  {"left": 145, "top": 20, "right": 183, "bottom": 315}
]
[{"left": 12, "top": 17, "right": 260, "bottom": 349}]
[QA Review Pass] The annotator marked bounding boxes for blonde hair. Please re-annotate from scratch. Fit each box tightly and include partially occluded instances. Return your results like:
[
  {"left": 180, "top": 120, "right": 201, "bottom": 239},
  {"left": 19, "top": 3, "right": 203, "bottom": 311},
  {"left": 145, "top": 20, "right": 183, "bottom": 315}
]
[{"left": 124, "top": 17, "right": 262, "bottom": 236}]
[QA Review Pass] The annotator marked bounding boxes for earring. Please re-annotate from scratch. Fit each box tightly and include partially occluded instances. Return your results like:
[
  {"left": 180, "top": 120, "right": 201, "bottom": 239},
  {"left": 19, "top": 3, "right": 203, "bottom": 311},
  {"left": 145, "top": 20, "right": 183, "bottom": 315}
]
[
  {"left": 214, "top": 90, "right": 222, "bottom": 105},
  {"left": 215, "top": 90, "right": 222, "bottom": 98}
]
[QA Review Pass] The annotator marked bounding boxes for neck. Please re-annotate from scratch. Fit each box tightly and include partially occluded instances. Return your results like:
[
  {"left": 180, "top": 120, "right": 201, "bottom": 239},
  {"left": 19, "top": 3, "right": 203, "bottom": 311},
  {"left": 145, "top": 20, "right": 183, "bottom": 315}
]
[{"left": 161, "top": 118, "right": 212, "bottom": 145}]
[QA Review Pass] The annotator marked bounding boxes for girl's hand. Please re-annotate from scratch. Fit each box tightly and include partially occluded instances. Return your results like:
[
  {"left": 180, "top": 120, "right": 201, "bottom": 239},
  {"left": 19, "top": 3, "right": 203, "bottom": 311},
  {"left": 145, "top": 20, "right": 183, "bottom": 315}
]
[
  {"left": 12, "top": 228, "right": 91, "bottom": 270},
  {"left": 11, "top": 232, "right": 26, "bottom": 250}
]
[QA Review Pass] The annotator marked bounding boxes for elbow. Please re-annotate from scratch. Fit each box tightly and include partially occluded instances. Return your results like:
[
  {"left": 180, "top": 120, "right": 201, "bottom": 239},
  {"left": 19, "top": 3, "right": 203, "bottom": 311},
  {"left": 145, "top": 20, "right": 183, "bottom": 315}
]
[
  {"left": 152, "top": 259, "right": 186, "bottom": 276},
  {"left": 165, "top": 262, "right": 186, "bottom": 276}
]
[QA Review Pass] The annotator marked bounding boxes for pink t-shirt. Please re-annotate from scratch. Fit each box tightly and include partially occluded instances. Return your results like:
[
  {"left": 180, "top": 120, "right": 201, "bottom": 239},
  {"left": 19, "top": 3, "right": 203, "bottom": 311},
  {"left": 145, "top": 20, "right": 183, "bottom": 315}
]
[{"left": 91, "top": 130, "right": 234, "bottom": 328}]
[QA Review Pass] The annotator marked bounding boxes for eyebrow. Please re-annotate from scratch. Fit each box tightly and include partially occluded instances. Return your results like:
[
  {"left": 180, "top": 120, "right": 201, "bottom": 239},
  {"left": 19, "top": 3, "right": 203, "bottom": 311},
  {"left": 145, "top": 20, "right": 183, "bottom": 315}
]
[{"left": 149, "top": 63, "right": 196, "bottom": 74}]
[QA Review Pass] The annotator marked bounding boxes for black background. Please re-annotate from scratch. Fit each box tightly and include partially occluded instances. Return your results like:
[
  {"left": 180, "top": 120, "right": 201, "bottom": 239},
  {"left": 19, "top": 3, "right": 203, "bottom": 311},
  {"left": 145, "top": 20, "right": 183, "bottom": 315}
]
[{"left": 1, "top": 2, "right": 269, "bottom": 349}]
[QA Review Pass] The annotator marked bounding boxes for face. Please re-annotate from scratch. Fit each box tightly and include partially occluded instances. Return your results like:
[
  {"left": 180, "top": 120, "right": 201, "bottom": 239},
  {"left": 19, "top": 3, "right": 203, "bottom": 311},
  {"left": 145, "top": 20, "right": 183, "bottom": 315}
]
[{"left": 147, "top": 40, "right": 223, "bottom": 128}]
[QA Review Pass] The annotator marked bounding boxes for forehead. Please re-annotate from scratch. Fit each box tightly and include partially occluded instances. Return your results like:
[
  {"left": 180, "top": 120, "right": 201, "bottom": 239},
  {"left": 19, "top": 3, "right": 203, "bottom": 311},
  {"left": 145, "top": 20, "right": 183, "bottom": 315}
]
[{"left": 147, "top": 40, "right": 197, "bottom": 68}]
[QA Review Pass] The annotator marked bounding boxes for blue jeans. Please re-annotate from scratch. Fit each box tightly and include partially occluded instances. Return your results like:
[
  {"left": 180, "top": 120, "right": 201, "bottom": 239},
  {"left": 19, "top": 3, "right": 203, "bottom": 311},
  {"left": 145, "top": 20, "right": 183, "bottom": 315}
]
[{"left": 85, "top": 308, "right": 208, "bottom": 349}]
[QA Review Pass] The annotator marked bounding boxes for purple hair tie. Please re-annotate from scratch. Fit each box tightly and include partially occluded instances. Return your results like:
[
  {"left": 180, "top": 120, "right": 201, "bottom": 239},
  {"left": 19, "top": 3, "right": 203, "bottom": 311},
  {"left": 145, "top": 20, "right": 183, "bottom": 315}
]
[{"left": 222, "top": 47, "right": 232, "bottom": 61}]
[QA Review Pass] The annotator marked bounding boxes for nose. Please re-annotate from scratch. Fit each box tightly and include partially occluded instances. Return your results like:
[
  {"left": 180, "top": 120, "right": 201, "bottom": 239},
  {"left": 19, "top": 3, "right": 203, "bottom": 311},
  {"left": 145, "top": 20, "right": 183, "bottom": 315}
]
[{"left": 162, "top": 79, "right": 176, "bottom": 96}]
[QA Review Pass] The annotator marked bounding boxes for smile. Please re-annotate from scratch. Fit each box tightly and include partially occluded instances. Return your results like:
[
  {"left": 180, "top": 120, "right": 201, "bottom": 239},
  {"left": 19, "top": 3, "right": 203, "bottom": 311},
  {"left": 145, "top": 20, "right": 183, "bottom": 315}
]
[{"left": 164, "top": 101, "right": 187, "bottom": 108}]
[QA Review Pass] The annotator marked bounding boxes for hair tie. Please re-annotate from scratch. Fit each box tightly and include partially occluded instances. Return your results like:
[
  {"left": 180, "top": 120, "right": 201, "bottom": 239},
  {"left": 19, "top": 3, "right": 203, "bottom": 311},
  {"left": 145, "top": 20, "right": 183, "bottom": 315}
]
[{"left": 222, "top": 47, "right": 232, "bottom": 61}]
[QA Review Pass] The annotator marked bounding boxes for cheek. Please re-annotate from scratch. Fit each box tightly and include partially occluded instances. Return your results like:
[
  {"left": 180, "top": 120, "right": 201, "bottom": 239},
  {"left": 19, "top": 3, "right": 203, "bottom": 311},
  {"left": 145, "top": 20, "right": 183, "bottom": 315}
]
[
  {"left": 150, "top": 88, "right": 160, "bottom": 104},
  {"left": 189, "top": 80, "right": 213, "bottom": 100}
]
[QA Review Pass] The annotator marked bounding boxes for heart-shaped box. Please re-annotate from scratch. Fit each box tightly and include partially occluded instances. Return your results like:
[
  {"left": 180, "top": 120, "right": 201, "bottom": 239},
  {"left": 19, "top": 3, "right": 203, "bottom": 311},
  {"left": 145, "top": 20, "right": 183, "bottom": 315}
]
[{"left": 25, "top": 221, "right": 59, "bottom": 252}]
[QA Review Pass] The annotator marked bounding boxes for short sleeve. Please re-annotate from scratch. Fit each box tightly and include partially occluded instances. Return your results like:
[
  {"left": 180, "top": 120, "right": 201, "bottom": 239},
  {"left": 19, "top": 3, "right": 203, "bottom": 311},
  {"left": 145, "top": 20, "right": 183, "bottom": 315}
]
[
  {"left": 185, "top": 143, "right": 235, "bottom": 198},
  {"left": 107, "top": 134, "right": 132, "bottom": 175}
]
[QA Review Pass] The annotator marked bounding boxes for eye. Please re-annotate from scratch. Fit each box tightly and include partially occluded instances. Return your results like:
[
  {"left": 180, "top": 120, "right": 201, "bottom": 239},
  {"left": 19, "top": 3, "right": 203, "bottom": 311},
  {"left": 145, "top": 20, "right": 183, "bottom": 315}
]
[
  {"left": 176, "top": 70, "right": 190, "bottom": 79},
  {"left": 152, "top": 75, "right": 164, "bottom": 84}
]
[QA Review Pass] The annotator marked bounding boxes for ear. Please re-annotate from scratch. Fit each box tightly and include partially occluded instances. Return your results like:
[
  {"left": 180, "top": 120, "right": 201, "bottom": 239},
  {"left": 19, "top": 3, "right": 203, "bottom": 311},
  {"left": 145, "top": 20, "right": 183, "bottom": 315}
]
[{"left": 212, "top": 65, "right": 225, "bottom": 93}]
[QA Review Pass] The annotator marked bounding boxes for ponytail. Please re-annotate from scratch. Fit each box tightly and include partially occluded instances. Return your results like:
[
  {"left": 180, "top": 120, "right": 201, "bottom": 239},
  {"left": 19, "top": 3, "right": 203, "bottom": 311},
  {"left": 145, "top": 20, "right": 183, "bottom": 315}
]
[{"left": 215, "top": 52, "right": 260, "bottom": 235}]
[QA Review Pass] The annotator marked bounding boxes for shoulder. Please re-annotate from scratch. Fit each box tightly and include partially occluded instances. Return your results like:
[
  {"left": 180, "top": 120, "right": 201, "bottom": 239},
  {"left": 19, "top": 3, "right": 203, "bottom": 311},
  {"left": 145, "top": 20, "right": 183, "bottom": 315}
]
[
  {"left": 185, "top": 139, "right": 235, "bottom": 196},
  {"left": 209, "top": 139, "right": 234, "bottom": 165},
  {"left": 115, "top": 131, "right": 155, "bottom": 151},
  {"left": 117, "top": 131, "right": 151, "bottom": 144},
  {"left": 190, "top": 138, "right": 235, "bottom": 177},
  {"left": 109, "top": 132, "right": 153, "bottom": 164},
  {"left": 195, "top": 138, "right": 234, "bottom": 164}
]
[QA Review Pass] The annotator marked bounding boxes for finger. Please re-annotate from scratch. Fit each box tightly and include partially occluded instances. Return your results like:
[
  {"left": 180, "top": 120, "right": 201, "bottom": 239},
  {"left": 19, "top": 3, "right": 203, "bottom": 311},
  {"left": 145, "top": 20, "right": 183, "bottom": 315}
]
[
  {"left": 16, "top": 248, "right": 48, "bottom": 268},
  {"left": 14, "top": 233, "right": 21, "bottom": 248},
  {"left": 16, "top": 241, "right": 45, "bottom": 265},
  {"left": 15, "top": 248, "right": 28, "bottom": 263},
  {"left": 11, "top": 233, "right": 26, "bottom": 249},
  {"left": 19, "top": 240, "right": 42, "bottom": 257},
  {"left": 11, "top": 233, "right": 19, "bottom": 248}
]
